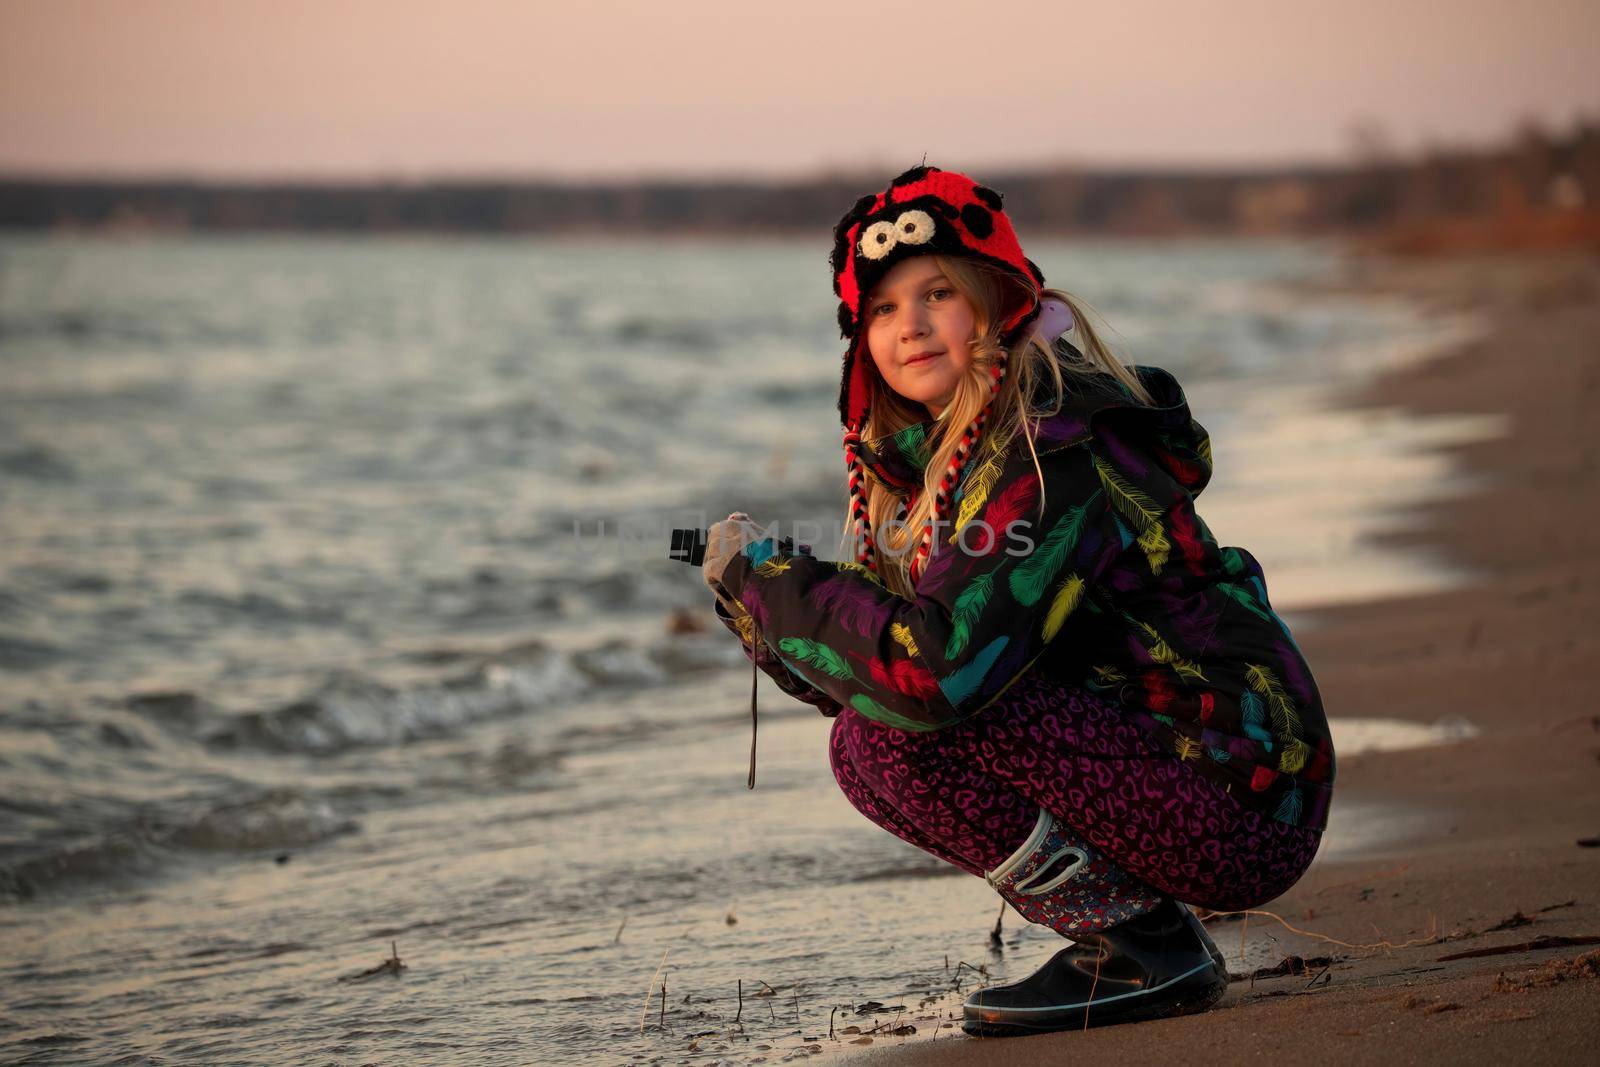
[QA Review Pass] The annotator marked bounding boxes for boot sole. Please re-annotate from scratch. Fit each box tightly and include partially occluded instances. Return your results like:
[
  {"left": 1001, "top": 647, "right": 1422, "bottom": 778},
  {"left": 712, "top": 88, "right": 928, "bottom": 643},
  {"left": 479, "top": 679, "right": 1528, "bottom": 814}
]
[{"left": 961, "top": 960, "right": 1226, "bottom": 1037}]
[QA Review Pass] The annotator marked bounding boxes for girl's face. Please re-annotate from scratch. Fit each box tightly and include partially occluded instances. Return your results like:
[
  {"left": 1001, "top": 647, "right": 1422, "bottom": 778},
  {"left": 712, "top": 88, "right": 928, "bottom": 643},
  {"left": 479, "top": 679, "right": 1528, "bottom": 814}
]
[{"left": 863, "top": 257, "right": 976, "bottom": 419}]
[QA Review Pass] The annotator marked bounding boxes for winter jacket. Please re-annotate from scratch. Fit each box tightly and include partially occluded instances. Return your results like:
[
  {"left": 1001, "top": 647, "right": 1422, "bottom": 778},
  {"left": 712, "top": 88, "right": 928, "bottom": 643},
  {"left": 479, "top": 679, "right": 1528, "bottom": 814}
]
[{"left": 714, "top": 365, "right": 1334, "bottom": 832}]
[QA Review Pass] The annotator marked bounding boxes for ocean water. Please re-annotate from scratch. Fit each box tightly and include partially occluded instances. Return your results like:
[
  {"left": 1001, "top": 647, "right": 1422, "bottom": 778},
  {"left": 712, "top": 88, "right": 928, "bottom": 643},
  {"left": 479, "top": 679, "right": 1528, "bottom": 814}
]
[{"left": 0, "top": 233, "right": 1494, "bottom": 1064}]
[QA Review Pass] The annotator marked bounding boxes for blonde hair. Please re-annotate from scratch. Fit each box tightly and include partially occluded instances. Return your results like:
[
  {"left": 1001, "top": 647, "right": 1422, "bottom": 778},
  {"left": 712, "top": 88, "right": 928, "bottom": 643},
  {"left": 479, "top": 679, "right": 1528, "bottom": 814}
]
[{"left": 843, "top": 254, "right": 1154, "bottom": 599}]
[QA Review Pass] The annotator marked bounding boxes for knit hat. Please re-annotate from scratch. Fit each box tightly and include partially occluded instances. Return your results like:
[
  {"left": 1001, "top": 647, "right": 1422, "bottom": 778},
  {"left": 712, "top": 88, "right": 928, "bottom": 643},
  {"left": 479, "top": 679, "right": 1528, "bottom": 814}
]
[{"left": 829, "top": 164, "right": 1047, "bottom": 581}]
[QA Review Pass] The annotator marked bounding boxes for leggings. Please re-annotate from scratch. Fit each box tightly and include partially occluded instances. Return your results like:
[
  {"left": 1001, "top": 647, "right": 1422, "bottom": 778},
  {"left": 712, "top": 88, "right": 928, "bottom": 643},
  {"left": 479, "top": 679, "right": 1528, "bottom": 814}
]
[{"left": 828, "top": 672, "right": 1322, "bottom": 912}]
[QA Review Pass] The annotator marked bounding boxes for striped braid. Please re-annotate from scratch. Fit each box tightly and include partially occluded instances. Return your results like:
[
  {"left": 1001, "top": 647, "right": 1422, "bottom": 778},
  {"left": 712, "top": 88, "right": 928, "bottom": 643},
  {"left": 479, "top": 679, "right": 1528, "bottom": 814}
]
[{"left": 842, "top": 429, "right": 878, "bottom": 570}]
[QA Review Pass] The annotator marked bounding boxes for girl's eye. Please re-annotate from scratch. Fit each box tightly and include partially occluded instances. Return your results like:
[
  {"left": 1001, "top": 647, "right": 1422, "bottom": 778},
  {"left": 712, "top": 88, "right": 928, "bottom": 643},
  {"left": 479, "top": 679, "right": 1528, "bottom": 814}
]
[
  {"left": 928, "top": 288, "right": 950, "bottom": 301},
  {"left": 872, "top": 302, "right": 893, "bottom": 316}
]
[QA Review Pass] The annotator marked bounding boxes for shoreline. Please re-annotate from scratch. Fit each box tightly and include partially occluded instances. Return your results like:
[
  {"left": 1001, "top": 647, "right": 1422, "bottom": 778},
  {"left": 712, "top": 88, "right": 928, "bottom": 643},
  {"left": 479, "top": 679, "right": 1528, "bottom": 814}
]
[{"left": 857, "top": 246, "right": 1600, "bottom": 1062}]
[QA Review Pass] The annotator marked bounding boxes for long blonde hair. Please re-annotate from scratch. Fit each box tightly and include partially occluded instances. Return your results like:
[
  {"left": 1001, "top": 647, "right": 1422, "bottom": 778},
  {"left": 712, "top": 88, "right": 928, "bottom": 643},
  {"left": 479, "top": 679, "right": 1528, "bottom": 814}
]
[{"left": 843, "top": 254, "right": 1154, "bottom": 599}]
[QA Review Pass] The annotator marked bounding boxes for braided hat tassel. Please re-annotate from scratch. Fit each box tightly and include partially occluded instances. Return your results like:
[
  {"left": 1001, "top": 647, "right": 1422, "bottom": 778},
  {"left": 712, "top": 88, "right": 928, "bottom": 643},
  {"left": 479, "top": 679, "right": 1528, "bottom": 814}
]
[{"left": 842, "top": 429, "right": 878, "bottom": 571}]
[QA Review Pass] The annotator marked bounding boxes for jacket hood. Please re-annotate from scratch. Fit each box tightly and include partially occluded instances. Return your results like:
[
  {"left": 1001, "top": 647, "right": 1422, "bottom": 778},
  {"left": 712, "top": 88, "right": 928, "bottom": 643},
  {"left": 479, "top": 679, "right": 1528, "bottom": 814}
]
[{"left": 855, "top": 359, "right": 1212, "bottom": 499}]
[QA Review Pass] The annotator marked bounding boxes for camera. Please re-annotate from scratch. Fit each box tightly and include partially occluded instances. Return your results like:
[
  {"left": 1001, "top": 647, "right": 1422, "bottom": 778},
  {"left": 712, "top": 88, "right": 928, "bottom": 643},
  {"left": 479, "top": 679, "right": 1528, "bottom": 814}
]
[{"left": 668, "top": 529, "right": 812, "bottom": 566}]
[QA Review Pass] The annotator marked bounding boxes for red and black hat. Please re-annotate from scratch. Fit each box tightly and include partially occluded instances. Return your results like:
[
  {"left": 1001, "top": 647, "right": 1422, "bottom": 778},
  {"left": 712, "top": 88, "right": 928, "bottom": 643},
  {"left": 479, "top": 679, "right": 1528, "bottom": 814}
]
[{"left": 830, "top": 164, "right": 1046, "bottom": 430}]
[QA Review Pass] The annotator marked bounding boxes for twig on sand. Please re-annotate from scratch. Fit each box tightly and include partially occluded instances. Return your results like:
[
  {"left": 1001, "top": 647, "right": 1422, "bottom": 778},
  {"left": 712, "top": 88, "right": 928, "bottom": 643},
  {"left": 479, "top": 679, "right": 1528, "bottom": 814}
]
[
  {"left": 1438, "top": 934, "right": 1600, "bottom": 962},
  {"left": 659, "top": 977, "right": 668, "bottom": 1031},
  {"left": 614, "top": 917, "right": 627, "bottom": 944},
  {"left": 639, "top": 948, "right": 669, "bottom": 1034},
  {"left": 990, "top": 900, "right": 1006, "bottom": 948},
  {"left": 735, "top": 979, "right": 743, "bottom": 1024}
]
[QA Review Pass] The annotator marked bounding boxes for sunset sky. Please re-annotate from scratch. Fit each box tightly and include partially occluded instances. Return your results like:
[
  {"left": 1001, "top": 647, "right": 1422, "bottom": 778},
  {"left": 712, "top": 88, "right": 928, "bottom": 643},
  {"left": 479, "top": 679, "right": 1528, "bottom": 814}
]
[{"left": 2, "top": 0, "right": 1597, "bottom": 181}]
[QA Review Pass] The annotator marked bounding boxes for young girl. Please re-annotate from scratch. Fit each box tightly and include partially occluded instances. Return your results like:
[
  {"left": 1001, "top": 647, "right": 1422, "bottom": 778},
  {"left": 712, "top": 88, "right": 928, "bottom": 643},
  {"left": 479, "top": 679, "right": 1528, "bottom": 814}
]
[{"left": 701, "top": 165, "right": 1333, "bottom": 1036}]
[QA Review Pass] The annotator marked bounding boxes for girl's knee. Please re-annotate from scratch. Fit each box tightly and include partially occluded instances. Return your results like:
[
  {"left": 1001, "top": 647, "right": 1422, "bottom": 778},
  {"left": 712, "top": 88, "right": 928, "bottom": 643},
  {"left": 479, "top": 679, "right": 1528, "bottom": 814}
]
[{"left": 832, "top": 710, "right": 928, "bottom": 800}]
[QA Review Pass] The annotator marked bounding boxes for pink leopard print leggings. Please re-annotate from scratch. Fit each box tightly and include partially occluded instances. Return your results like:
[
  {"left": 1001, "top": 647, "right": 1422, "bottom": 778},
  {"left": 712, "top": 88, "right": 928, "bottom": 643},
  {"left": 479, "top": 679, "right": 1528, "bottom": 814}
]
[{"left": 829, "top": 672, "right": 1322, "bottom": 912}]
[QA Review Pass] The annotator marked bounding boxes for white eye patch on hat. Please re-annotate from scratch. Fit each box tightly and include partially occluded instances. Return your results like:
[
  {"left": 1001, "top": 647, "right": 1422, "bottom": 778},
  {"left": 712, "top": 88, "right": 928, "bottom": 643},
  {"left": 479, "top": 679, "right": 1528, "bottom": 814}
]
[{"left": 858, "top": 209, "right": 936, "bottom": 260}]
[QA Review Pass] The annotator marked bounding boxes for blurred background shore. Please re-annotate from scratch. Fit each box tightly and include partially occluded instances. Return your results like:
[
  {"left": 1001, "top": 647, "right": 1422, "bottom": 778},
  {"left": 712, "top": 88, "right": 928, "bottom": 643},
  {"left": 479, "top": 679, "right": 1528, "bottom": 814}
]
[{"left": 5, "top": 116, "right": 1599, "bottom": 253}]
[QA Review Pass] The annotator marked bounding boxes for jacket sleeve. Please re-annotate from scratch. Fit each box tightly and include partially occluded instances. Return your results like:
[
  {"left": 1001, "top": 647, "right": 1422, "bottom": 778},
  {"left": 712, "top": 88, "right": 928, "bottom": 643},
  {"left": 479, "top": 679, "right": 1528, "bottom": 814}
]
[
  {"left": 711, "top": 594, "right": 844, "bottom": 717},
  {"left": 719, "top": 439, "right": 1132, "bottom": 731}
]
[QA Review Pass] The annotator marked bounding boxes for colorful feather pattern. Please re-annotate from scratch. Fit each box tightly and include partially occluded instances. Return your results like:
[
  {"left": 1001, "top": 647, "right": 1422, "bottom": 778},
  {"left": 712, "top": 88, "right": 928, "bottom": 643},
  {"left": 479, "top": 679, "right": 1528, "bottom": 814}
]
[
  {"left": 1274, "top": 783, "right": 1303, "bottom": 824},
  {"left": 1276, "top": 739, "right": 1311, "bottom": 775},
  {"left": 945, "top": 571, "right": 996, "bottom": 659},
  {"left": 867, "top": 655, "right": 941, "bottom": 698},
  {"left": 849, "top": 692, "right": 935, "bottom": 732},
  {"left": 981, "top": 639, "right": 1035, "bottom": 698},
  {"left": 730, "top": 605, "right": 756, "bottom": 645},
  {"left": 950, "top": 450, "right": 1006, "bottom": 538},
  {"left": 889, "top": 622, "right": 920, "bottom": 657},
  {"left": 889, "top": 623, "right": 920, "bottom": 657},
  {"left": 1156, "top": 449, "right": 1208, "bottom": 489},
  {"left": 1090, "top": 664, "right": 1126, "bottom": 689},
  {"left": 939, "top": 636, "right": 1008, "bottom": 707},
  {"left": 1244, "top": 663, "right": 1302, "bottom": 740},
  {"left": 970, "top": 472, "right": 1039, "bottom": 554},
  {"left": 1132, "top": 619, "right": 1207, "bottom": 680},
  {"left": 893, "top": 423, "right": 927, "bottom": 463},
  {"left": 833, "top": 560, "right": 888, "bottom": 588},
  {"left": 1218, "top": 581, "right": 1273, "bottom": 624},
  {"left": 1034, "top": 413, "right": 1089, "bottom": 447},
  {"left": 1239, "top": 690, "right": 1274, "bottom": 747},
  {"left": 1167, "top": 592, "right": 1222, "bottom": 654},
  {"left": 916, "top": 539, "right": 960, "bottom": 593},
  {"left": 1098, "top": 426, "right": 1149, "bottom": 475},
  {"left": 776, "top": 637, "right": 855, "bottom": 680},
  {"left": 1136, "top": 521, "right": 1171, "bottom": 575},
  {"left": 743, "top": 538, "right": 779, "bottom": 567},
  {"left": 1093, "top": 455, "right": 1162, "bottom": 530},
  {"left": 1009, "top": 492, "right": 1100, "bottom": 606},
  {"left": 809, "top": 574, "right": 894, "bottom": 639},
  {"left": 1275, "top": 638, "right": 1315, "bottom": 704},
  {"left": 754, "top": 556, "right": 791, "bottom": 578},
  {"left": 1042, "top": 574, "right": 1085, "bottom": 642},
  {"left": 740, "top": 584, "right": 769, "bottom": 629},
  {"left": 1168, "top": 504, "right": 1208, "bottom": 574}
]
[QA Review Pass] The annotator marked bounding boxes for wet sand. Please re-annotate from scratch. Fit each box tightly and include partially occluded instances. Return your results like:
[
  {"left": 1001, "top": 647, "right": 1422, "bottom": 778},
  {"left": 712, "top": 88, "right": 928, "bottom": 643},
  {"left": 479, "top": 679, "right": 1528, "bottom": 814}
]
[{"left": 858, "top": 248, "right": 1600, "bottom": 1063}]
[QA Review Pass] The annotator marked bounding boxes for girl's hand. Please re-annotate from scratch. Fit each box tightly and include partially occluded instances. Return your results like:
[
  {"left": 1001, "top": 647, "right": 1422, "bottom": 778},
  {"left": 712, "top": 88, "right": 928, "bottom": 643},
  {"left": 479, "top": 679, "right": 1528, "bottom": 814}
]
[{"left": 702, "top": 512, "right": 764, "bottom": 613}]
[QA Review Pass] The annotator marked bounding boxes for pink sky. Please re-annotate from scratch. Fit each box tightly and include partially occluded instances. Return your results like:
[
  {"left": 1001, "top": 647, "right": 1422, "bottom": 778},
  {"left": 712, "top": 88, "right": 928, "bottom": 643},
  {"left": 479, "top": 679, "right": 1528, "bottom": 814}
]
[{"left": 2, "top": 0, "right": 1597, "bottom": 180}]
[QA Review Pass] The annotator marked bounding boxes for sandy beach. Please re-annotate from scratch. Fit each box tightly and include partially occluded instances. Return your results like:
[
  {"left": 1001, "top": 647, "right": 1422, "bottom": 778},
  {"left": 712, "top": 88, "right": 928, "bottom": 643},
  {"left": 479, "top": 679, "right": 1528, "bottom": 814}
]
[{"left": 852, "top": 247, "right": 1600, "bottom": 1063}]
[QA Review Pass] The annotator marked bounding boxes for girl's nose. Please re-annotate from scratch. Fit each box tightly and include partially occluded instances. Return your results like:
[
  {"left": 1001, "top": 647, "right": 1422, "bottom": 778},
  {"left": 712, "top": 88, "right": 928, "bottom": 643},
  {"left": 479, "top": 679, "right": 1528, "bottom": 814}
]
[{"left": 899, "top": 307, "right": 930, "bottom": 341}]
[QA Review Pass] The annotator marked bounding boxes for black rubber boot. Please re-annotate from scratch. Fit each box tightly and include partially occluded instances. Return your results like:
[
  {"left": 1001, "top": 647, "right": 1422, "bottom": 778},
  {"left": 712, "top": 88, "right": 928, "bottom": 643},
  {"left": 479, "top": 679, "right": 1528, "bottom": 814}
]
[{"left": 962, "top": 897, "right": 1229, "bottom": 1037}]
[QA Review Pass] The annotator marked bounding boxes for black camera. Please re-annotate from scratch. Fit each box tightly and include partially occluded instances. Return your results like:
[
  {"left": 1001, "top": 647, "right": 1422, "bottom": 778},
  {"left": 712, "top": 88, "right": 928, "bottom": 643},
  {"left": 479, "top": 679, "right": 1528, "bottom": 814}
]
[{"left": 668, "top": 529, "right": 812, "bottom": 566}]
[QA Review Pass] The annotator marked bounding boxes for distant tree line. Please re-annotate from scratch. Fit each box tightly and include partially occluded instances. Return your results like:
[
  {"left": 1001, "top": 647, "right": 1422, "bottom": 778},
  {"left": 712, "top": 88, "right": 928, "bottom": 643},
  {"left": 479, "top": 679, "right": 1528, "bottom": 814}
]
[{"left": 1, "top": 119, "right": 1595, "bottom": 242}]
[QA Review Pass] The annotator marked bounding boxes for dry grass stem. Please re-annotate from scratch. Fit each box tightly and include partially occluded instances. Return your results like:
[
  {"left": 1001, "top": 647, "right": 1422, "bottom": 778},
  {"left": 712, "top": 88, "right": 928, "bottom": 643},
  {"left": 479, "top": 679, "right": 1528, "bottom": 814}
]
[
  {"left": 1209, "top": 907, "right": 1441, "bottom": 956},
  {"left": 638, "top": 948, "right": 669, "bottom": 1034}
]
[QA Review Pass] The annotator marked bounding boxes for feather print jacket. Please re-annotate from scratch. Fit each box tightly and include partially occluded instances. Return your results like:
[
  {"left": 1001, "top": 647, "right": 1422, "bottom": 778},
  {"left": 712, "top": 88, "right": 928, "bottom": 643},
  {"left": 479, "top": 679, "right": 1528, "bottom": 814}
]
[{"left": 714, "top": 365, "right": 1335, "bottom": 832}]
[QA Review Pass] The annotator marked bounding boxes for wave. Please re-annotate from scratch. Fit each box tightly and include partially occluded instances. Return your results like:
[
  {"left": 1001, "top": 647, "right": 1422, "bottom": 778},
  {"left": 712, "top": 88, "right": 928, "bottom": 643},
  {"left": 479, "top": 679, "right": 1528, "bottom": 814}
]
[
  {"left": 202, "top": 631, "right": 745, "bottom": 757},
  {"left": 0, "top": 788, "right": 358, "bottom": 902}
]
